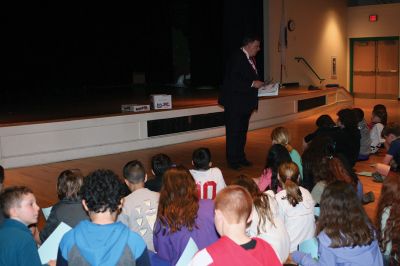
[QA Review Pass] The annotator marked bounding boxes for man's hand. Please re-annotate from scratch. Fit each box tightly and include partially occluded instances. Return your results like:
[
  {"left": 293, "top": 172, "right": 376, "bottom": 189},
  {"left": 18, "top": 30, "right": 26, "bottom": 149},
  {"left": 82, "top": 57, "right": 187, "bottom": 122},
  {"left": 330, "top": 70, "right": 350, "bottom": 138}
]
[{"left": 252, "top": 80, "right": 264, "bottom": 89}]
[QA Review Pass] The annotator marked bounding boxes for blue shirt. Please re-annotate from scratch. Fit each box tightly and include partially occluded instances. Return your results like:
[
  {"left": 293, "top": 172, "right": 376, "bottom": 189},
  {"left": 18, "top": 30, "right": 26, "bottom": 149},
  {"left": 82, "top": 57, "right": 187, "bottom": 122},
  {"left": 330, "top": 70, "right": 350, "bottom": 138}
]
[
  {"left": 0, "top": 219, "right": 42, "bottom": 266},
  {"left": 388, "top": 138, "right": 400, "bottom": 171}
]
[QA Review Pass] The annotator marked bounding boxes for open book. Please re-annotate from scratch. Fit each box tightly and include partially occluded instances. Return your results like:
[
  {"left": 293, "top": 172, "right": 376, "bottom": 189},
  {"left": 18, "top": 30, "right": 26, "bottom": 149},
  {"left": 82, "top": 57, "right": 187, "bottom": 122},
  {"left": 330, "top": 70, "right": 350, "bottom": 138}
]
[{"left": 258, "top": 83, "right": 279, "bottom": 97}]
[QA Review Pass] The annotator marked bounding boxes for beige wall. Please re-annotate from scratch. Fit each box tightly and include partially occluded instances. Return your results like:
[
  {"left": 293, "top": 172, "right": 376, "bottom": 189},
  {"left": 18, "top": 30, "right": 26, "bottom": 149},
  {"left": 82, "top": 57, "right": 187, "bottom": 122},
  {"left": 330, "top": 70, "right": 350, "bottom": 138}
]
[
  {"left": 265, "top": 0, "right": 348, "bottom": 88},
  {"left": 348, "top": 3, "right": 400, "bottom": 38}
]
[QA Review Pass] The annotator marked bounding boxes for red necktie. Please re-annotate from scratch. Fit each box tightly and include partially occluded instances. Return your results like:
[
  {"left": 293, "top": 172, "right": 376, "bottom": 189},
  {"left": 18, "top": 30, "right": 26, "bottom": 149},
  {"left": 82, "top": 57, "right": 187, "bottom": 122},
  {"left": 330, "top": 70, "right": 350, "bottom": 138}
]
[{"left": 249, "top": 57, "right": 257, "bottom": 74}]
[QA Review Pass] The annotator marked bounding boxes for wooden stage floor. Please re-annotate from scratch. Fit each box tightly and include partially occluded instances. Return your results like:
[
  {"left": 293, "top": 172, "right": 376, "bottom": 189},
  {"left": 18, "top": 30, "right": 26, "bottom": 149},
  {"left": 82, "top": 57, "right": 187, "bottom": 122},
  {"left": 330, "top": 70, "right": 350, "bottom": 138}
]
[
  {"left": 2, "top": 97, "right": 400, "bottom": 229},
  {"left": 1, "top": 86, "right": 329, "bottom": 126}
]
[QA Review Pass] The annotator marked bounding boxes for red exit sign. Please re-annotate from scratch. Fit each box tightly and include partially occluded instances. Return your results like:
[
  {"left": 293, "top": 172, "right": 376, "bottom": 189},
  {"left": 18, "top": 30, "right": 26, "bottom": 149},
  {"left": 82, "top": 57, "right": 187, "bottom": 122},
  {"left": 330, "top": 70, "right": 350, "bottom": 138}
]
[{"left": 369, "top": 14, "right": 378, "bottom": 22}]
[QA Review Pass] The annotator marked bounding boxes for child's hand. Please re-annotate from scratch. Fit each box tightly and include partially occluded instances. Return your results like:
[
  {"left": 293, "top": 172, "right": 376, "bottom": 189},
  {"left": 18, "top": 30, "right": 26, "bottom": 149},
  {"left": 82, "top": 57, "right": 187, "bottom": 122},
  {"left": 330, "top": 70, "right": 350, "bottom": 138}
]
[{"left": 47, "top": 259, "right": 56, "bottom": 266}]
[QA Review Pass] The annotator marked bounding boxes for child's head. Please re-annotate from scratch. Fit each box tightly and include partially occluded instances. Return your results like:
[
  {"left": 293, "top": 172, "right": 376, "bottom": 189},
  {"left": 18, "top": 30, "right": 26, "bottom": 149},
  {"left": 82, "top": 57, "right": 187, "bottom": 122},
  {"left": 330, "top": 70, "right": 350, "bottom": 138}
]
[
  {"left": 151, "top": 153, "right": 172, "bottom": 178},
  {"left": 372, "top": 109, "right": 387, "bottom": 125},
  {"left": 0, "top": 186, "right": 39, "bottom": 225},
  {"left": 192, "top": 147, "right": 212, "bottom": 170},
  {"left": 123, "top": 160, "right": 147, "bottom": 186},
  {"left": 57, "top": 169, "right": 84, "bottom": 201},
  {"left": 214, "top": 185, "right": 253, "bottom": 236},
  {"left": 318, "top": 181, "right": 373, "bottom": 248},
  {"left": 337, "top": 108, "right": 358, "bottom": 130},
  {"left": 0, "top": 165, "right": 4, "bottom": 191},
  {"left": 157, "top": 165, "right": 199, "bottom": 233},
  {"left": 373, "top": 104, "right": 387, "bottom": 114},
  {"left": 81, "top": 169, "right": 125, "bottom": 214},
  {"left": 353, "top": 108, "right": 364, "bottom": 123},
  {"left": 316, "top": 115, "right": 335, "bottom": 128},
  {"left": 377, "top": 173, "right": 400, "bottom": 258},
  {"left": 265, "top": 144, "right": 292, "bottom": 193},
  {"left": 382, "top": 122, "right": 400, "bottom": 145},
  {"left": 278, "top": 162, "right": 302, "bottom": 207},
  {"left": 271, "top": 127, "right": 292, "bottom": 151}
]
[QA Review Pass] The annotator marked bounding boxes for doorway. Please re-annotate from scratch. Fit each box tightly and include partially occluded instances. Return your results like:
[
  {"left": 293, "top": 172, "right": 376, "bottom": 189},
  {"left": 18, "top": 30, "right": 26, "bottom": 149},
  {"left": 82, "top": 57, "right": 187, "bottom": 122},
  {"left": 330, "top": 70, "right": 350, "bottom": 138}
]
[{"left": 350, "top": 37, "right": 399, "bottom": 99}]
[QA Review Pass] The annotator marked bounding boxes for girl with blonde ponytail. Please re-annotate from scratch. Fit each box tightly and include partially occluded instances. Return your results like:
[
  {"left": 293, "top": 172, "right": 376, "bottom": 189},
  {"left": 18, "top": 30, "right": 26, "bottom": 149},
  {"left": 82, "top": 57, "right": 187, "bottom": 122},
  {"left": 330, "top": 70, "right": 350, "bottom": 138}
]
[{"left": 275, "top": 162, "right": 315, "bottom": 252}]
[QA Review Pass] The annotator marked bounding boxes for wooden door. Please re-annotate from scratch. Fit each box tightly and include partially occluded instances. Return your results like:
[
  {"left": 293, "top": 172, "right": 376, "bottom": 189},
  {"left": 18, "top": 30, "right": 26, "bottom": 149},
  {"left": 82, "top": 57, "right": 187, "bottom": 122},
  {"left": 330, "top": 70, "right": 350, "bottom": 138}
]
[
  {"left": 376, "top": 40, "right": 399, "bottom": 99},
  {"left": 353, "top": 41, "right": 376, "bottom": 98}
]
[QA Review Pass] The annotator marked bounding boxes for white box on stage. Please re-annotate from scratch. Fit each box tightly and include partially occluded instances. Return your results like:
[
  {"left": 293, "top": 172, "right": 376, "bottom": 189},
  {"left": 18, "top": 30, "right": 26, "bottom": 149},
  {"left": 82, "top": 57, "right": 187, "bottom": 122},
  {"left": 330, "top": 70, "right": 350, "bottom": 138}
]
[
  {"left": 150, "top": 94, "right": 172, "bottom": 110},
  {"left": 121, "top": 104, "right": 150, "bottom": 112}
]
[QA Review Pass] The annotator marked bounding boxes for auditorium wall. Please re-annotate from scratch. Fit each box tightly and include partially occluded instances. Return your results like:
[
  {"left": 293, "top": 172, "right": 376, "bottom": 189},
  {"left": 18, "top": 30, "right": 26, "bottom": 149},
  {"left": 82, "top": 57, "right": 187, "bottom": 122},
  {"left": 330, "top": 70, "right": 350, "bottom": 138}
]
[{"left": 264, "top": 0, "right": 348, "bottom": 89}]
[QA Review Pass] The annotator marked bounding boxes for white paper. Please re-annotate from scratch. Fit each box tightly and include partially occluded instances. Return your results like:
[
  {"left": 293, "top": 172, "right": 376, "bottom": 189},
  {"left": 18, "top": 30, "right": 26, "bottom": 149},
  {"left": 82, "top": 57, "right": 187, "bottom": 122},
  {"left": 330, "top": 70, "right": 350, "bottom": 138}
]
[
  {"left": 42, "top": 206, "right": 53, "bottom": 220},
  {"left": 176, "top": 237, "right": 199, "bottom": 266},
  {"left": 38, "top": 222, "right": 72, "bottom": 264},
  {"left": 258, "top": 83, "right": 279, "bottom": 97}
]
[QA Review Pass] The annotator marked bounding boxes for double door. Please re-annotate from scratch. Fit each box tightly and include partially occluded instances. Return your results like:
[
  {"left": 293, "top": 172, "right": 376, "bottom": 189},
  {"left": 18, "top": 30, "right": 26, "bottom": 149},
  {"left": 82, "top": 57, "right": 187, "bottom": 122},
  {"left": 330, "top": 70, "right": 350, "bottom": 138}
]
[{"left": 352, "top": 39, "right": 399, "bottom": 99}]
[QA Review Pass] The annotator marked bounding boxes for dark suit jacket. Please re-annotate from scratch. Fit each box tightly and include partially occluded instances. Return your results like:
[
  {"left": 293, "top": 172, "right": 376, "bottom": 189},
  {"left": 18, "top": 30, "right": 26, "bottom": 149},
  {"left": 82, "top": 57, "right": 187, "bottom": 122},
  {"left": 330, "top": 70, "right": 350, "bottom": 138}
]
[{"left": 219, "top": 49, "right": 259, "bottom": 114}]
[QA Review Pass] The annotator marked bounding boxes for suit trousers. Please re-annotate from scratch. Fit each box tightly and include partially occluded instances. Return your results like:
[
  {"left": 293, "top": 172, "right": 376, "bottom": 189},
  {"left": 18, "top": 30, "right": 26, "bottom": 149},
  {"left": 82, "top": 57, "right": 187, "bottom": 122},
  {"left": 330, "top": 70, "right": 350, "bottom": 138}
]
[{"left": 224, "top": 107, "right": 252, "bottom": 165}]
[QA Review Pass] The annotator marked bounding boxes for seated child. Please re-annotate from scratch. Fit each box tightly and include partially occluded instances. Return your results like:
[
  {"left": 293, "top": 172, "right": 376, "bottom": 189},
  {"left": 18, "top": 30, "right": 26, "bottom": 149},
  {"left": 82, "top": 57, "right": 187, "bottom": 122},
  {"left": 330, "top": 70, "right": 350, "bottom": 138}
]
[
  {"left": 303, "top": 114, "right": 338, "bottom": 150},
  {"left": 234, "top": 175, "right": 290, "bottom": 263},
  {"left": 189, "top": 147, "right": 226, "bottom": 200},
  {"left": 381, "top": 123, "right": 400, "bottom": 172},
  {"left": 271, "top": 126, "right": 303, "bottom": 180},
  {"left": 189, "top": 185, "right": 281, "bottom": 266},
  {"left": 377, "top": 173, "right": 400, "bottom": 265},
  {"left": 0, "top": 186, "right": 53, "bottom": 265},
  {"left": 0, "top": 165, "right": 4, "bottom": 224},
  {"left": 370, "top": 105, "right": 387, "bottom": 154},
  {"left": 275, "top": 162, "right": 315, "bottom": 252},
  {"left": 153, "top": 165, "right": 218, "bottom": 265},
  {"left": 39, "top": 169, "right": 88, "bottom": 242},
  {"left": 145, "top": 153, "right": 172, "bottom": 192},
  {"left": 254, "top": 144, "right": 292, "bottom": 193},
  {"left": 57, "top": 169, "right": 150, "bottom": 266},
  {"left": 292, "top": 181, "right": 383, "bottom": 266},
  {"left": 118, "top": 160, "right": 159, "bottom": 251},
  {"left": 353, "top": 108, "right": 371, "bottom": 161}
]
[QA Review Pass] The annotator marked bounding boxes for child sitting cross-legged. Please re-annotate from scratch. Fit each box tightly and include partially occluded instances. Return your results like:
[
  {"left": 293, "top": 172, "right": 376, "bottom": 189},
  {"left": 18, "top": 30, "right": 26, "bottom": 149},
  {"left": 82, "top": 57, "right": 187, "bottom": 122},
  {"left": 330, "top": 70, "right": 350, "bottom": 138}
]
[
  {"left": 118, "top": 160, "right": 159, "bottom": 252},
  {"left": 57, "top": 169, "right": 150, "bottom": 266},
  {"left": 189, "top": 147, "right": 226, "bottom": 200},
  {"left": 190, "top": 185, "right": 282, "bottom": 266}
]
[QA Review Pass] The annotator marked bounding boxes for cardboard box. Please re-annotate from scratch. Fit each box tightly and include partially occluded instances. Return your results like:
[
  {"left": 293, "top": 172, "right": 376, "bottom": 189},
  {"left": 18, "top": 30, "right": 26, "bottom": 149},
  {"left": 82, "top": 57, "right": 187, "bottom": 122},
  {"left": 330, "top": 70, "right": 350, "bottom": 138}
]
[
  {"left": 150, "top": 94, "right": 172, "bottom": 110},
  {"left": 121, "top": 104, "right": 150, "bottom": 112}
]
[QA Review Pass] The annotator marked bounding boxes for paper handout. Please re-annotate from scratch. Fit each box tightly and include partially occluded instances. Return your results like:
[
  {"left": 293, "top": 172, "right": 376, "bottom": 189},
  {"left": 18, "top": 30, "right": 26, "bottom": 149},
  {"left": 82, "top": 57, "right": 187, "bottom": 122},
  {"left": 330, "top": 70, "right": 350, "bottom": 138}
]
[{"left": 258, "top": 83, "right": 279, "bottom": 97}]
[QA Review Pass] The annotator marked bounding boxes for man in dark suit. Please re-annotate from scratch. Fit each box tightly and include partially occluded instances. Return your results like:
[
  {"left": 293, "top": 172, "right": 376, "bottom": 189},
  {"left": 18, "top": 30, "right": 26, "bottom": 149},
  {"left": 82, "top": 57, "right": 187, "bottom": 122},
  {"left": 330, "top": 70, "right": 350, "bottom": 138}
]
[{"left": 219, "top": 36, "right": 264, "bottom": 170}]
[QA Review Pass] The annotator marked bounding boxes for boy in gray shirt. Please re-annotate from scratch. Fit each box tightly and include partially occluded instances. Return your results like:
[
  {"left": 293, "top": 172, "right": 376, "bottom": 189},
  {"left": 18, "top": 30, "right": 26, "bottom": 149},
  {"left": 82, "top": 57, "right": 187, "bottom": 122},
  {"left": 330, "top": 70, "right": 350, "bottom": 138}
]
[{"left": 118, "top": 160, "right": 159, "bottom": 251}]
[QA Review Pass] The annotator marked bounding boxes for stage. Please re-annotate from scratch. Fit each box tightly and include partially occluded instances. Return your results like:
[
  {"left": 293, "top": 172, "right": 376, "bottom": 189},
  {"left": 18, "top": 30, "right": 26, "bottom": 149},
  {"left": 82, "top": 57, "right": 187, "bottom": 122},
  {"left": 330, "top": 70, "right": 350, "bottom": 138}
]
[{"left": 0, "top": 86, "right": 353, "bottom": 168}]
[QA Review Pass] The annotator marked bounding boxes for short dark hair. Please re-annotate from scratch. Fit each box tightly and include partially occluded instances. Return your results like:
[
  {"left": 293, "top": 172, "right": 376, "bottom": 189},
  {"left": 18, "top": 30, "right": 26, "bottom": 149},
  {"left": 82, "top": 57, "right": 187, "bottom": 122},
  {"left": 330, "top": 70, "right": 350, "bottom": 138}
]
[
  {"left": 57, "top": 169, "right": 84, "bottom": 201},
  {"left": 242, "top": 35, "right": 261, "bottom": 46},
  {"left": 372, "top": 109, "right": 388, "bottom": 125},
  {"left": 192, "top": 148, "right": 211, "bottom": 170},
  {"left": 0, "top": 186, "right": 33, "bottom": 217},
  {"left": 151, "top": 153, "right": 172, "bottom": 178},
  {"left": 123, "top": 160, "right": 146, "bottom": 184},
  {"left": 81, "top": 169, "right": 125, "bottom": 213},
  {"left": 337, "top": 108, "right": 358, "bottom": 130},
  {"left": 316, "top": 115, "right": 335, "bottom": 128},
  {"left": 0, "top": 165, "right": 4, "bottom": 184},
  {"left": 382, "top": 122, "right": 400, "bottom": 138},
  {"left": 352, "top": 108, "right": 364, "bottom": 122}
]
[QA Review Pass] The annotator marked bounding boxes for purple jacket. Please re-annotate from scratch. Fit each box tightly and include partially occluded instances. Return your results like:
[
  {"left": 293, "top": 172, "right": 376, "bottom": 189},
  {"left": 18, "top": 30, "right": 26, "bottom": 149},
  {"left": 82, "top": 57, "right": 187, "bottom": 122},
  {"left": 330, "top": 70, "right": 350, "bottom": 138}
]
[
  {"left": 293, "top": 231, "right": 383, "bottom": 266},
  {"left": 153, "top": 199, "right": 219, "bottom": 265}
]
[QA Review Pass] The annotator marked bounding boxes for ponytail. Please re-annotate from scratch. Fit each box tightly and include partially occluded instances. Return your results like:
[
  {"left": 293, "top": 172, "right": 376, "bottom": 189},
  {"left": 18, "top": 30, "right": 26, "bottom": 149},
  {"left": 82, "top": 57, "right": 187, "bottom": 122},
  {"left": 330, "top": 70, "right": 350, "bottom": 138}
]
[
  {"left": 279, "top": 162, "right": 302, "bottom": 207},
  {"left": 285, "top": 179, "right": 303, "bottom": 207}
]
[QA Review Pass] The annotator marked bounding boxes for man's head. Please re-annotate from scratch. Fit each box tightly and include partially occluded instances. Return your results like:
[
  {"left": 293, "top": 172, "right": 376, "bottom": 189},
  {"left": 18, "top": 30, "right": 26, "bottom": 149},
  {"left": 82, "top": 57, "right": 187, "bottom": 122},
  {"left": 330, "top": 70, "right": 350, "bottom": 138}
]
[
  {"left": 214, "top": 185, "right": 253, "bottom": 236},
  {"left": 151, "top": 153, "right": 172, "bottom": 178},
  {"left": 81, "top": 169, "right": 125, "bottom": 214},
  {"left": 192, "top": 147, "right": 212, "bottom": 170},
  {"left": 0, "top": 186, "right": 39, "bottom": 225},
  {"left": 123, "top": 160, "right": 147, "bottom": 186},
  {"left": 382, "top": 122, "right": 400, "bottom": 145},
  {"left": 242, "top": 36, "right": 261, "bottom": 57}
]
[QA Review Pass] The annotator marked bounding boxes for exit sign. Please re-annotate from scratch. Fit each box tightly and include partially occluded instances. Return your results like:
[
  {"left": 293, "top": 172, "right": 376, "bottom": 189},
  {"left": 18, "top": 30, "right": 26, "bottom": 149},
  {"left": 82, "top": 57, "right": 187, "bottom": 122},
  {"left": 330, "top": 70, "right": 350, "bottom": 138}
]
[{"left": 369, "top": 14, "right": 378, "bottom": 22}]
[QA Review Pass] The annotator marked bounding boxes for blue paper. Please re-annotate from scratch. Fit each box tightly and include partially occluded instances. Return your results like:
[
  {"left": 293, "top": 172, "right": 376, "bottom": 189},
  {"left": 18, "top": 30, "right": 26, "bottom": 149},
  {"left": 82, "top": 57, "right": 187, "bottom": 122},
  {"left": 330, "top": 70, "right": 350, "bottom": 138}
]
[
  {"left": 38, "top": 222, "right": 72, "bottom": 264},
  {"left": 298, "top": 237, "right": 318, "bottom": 260},
  {"left": 314, "top": 207, "right": 320, "bottom": 217},
  {"left": 176, "top": 237, "right": 199, "bottom": 266}
]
